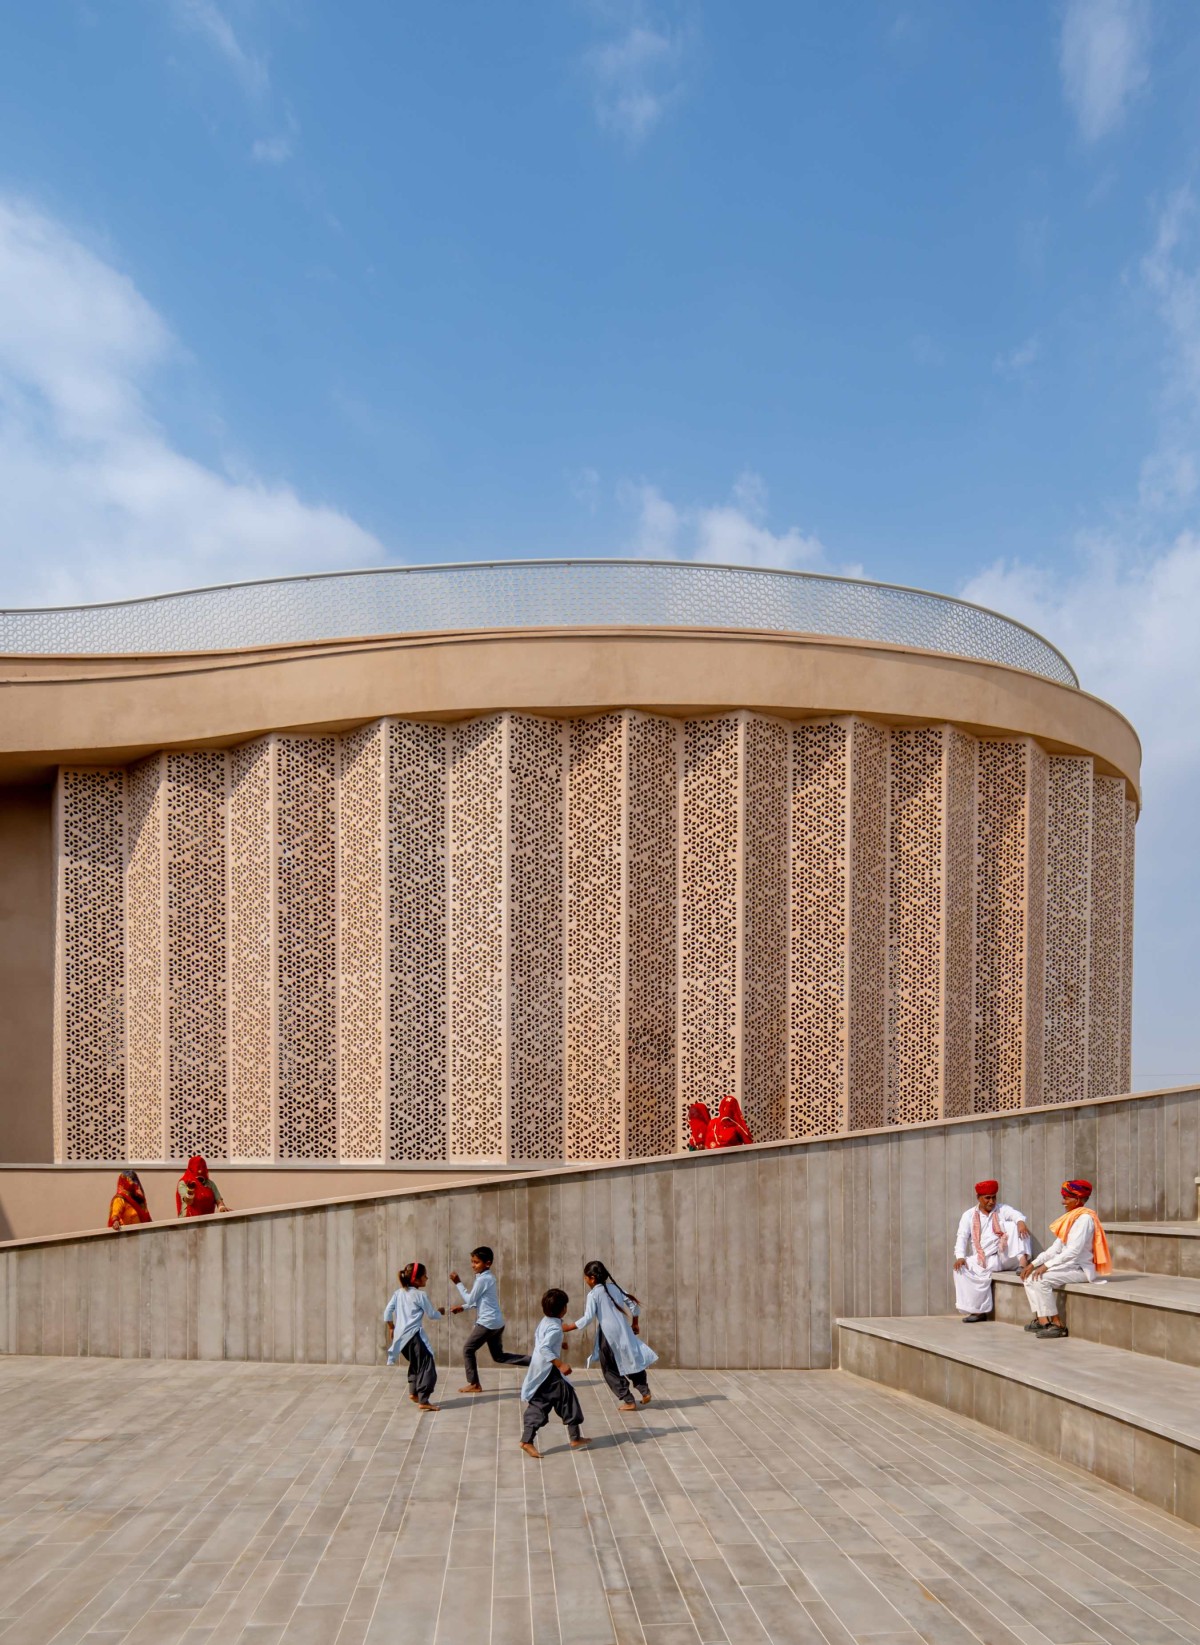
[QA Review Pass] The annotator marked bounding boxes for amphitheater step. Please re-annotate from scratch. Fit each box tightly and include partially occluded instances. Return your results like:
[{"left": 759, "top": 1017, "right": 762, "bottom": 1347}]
[
  {"left": 1107, "top": 1220, "right": 1200, "bottom": 1277},
  {"left": 837, "top": 1314, "right": 1200, "bottom": 1527},
  {"left": 992, "top": 1269, "right": 1200, "bottom": 1368}
]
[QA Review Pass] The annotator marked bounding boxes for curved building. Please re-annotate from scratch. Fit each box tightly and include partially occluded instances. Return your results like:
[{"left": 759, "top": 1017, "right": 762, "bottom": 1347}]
[{"left": 0, "top": 560, "right": 1139, "bottom": 1172}]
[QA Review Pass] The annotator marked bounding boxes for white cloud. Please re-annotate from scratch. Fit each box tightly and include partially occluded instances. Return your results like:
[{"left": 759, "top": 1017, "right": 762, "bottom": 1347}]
[
  {"left": 1059, "top": 0, "right": 1150, "bottom": 143},
  {"left": 171, "top": 0, "right": 268, "bottom": 98},
  {"left": 568, "top": 465, "right": 601, "bottom": 513},
  {"left": 252, "top": 134, "right": 293, "bottom": 165},
  {"left": 619, "top": 470, "right": 839, "bottom": 572},
  {"left": 583, "top": 9, "right": 688, "bottom": 147},
  {"left": 993, "top": 335, "right": 1040, "bottom": 380},
  {"left": 0, "top": 197, "right": 386, "bottom": 605}
]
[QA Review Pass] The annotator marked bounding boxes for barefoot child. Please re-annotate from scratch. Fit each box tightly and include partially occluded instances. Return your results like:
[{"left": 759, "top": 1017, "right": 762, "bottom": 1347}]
[
  {"left": 520, "top": 1289, "right": 591, "bottom": 1460},
  {"left": 449, "top": 1245, "right": 531, "bottom": 1393},
  {"left": 383, "top": 1261, "right": 442, "bottom": 1411},
  {"left": 564, "top": 1259, "right": 657, "bottom": 1411}
]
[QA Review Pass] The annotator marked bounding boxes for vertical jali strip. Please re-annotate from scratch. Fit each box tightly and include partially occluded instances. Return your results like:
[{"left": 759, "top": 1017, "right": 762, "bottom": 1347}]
[
  {"left": 789, "top": 719, "right": 849, "bottom": 1138},
  {"left": 58, "top": 769, "right": 126, "bottom": 1160},
  {"left": 1088, "top": 775, "right": 1126, "bottom": 1099},
  {"left": 166, "top": 751, "right": 227, "bottom": 1159},
  {"left": 847, "top": 719, "right": 887, "bottom": 1130},
  {"left": 1044, "top": 756, "right": 1092, "bottom": 1104},
  {"left": 975, "top": 740, "right": 1030, "bottom": 1111},
  {"left": 566, "top": 714, "right": 625, "bottom": 1160},
  {"left": 276, "top": 736, "right": 337, "bottom": 1159},
  {"left": 125, "top": 755, "right": 164, "bottom": 1160},
  {"left": 1121, "top": 797, "right": 1135, "bottom": 1092},
  {"left": 627, "top": 713, "right": 677, "bottom": 1157},
  {"left": 509, "top": 714, "right": 565, "bottom": 1163},
  {"left": 743, "top": 714, "right": 788, "bottom": 1141},
  {"left": 389, "top": 721, "right": 448, "bottom": 1160},
  {"left": 1024, "top": 742, "right": 1049, "bottom": 1107},
  {"left": 228, "top": 738, "right": 273, "bottom": 1159},
  {"left": 449, "top": 716, "right": 506, "bottom": 1159},
  {"left": 679, "top": 716, "right": 741, "bottom": 1125},
  {"left": 887, "top": 727, "right": 944, "bottom": 1125},
  {"left": 338, "top": 722, "right": 385, "bottom": 1162},
  {"left": 942, "top": 727, "right": 977, "bottom": 1118}
]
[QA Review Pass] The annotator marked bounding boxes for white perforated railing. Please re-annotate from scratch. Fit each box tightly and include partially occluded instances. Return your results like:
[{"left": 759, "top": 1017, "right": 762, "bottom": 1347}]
[{"left": 0, "top": 559, "right": 1079, "bottom": 686}]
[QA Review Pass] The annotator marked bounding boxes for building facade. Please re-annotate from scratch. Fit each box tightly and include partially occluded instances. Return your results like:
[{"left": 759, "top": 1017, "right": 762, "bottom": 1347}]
[{"left": 0, "top": 561, "right": 1140, "bottom": 1170}]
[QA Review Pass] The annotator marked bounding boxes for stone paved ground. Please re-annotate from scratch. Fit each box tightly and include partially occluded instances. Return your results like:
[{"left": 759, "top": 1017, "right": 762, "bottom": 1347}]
[{"left": 1, "top": 1358, "right": 1199, "bottom": 1645}]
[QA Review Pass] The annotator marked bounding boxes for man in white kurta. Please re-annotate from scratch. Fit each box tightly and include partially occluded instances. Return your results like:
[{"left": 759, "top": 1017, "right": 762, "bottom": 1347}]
[
  {"left": 1022, "top": 1178, "right": 1112, "bottom": 1339},
  {"left": 953, "top": 1180, "right": 1032, "bottom": 1321}
]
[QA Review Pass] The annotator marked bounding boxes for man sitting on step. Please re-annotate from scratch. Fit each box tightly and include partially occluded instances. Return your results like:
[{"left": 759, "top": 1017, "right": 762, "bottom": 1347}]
[
  {"left": 953, "top": 1181, "right": 1032, "bottom": 1322},
  {"left": 1022, "top": 1179, "right": 1113, "bottom": 1339}
]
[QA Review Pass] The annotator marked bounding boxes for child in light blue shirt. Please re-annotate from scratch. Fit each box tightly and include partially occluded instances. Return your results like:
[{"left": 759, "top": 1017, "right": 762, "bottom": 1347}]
[
  {"left": 520, "top": 1288, "right": 590, "bottom": 1459},
  {"left": 383, "top": 1261, "right": 442, "bottom": 1410}
]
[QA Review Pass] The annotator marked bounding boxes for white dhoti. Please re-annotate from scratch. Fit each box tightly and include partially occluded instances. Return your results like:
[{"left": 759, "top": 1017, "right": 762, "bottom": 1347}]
[
  {"left": 1023, "top": 1263, "right": 1090, "bottom": 1317},
  {"left": 953, "top": 1254, "right": 1026, "bottom": 1315}
]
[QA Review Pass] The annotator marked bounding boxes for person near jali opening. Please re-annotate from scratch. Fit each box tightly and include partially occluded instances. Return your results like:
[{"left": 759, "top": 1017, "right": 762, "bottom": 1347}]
[
  {"left": 174, "top": 1155, "right": 229, "bottom": 1218},
  {"left": 1022, "top": 1179, "right": 1113, "bottom": 1339},
  {"left": 952, "top": 1180, "right": 1031, "bottom": 1322},
  {"left": 563, "top": 1259, "right": 658, "bottom": 1412},
  {"left": 108, "top": 1169, "right": 152, "bottom": 1231}
]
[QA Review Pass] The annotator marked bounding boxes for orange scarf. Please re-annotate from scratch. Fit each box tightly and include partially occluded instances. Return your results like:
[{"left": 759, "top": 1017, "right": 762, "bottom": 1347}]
[{"left": 1050, "top": 1206, "right": 1112, "bottom": 1274}]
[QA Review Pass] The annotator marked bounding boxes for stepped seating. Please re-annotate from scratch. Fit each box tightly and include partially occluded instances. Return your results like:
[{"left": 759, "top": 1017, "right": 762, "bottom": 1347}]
[{"left": 838, "top": 1218, "right": 1200, "bottom": 1527}]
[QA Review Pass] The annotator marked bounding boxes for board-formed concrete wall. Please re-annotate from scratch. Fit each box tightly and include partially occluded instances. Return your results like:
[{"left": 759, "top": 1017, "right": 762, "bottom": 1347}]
[{"left": 2, "top": 1085, "right": 1195, "bottom": 1369}]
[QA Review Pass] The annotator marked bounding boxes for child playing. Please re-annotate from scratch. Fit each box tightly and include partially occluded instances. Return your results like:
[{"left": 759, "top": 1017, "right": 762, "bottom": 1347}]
[
  {"left": 564, "top": 1259, "right": 657, "bottom": 1411},
  {"left": 383, "top": 1261, "right": 442, "bottom": 1411},
  {"left": 520, "top": 1289, "right": 591, "bottom": 1459},
  {"left": 449, "top": 1244, "right": 531, "bottom": 1393}
]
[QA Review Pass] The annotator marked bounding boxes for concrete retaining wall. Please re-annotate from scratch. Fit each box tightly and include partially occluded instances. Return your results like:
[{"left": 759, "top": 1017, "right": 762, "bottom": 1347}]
[{"left": 2, "top": 1086, "right": 1196, "bottom": 1368}]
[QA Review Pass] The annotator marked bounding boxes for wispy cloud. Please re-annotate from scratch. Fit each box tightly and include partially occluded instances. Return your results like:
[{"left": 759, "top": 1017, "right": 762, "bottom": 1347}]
[
  {"left": 171, "top": 0, "right": 268, "bottom": 98},
  {"left": 583, "top": 7, "right": 689, "bottom": 148},
  {"left": 0, "top": 197, "right": 385, "bottom": 604},
  {"left": 993, "top": 335, "right": 1040, "bottom": 380},
  {"left": 1059, "top": 0, "right": 1150, "bottom": 143},
  {"left": 618, "top": 470, "right": 850, "bottom": 573},
  {"left": 252, "top": 133, "right": 293, "bottom": 166}
]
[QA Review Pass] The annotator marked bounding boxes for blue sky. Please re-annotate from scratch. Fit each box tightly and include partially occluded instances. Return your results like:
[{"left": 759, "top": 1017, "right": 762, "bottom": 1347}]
[{"left": 0, "top": 1, "right": 1197, "bottom": 1088}]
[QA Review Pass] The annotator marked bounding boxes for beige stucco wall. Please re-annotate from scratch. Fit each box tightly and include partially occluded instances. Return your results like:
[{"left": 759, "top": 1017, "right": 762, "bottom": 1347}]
[
  {"left": 0, "top": 627, "right": 1141, "bottom": 796},
  {"left": 0, "top": 786, "right": 53, "bottom": 1162},
  {"left": 1, "top": 1085, "right": 1194, "bottom": 1368}
]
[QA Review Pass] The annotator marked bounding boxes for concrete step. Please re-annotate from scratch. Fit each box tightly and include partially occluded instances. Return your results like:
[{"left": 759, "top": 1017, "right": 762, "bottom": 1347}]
[
  {"left": 992, "top": 1269, "right": 1200, "bottom": 1368},
  {"left": 838, "top": 1314, "right": 1200, "bottom": 1527},
  {"left": 1108, "top": 1220, "right": 1200, "bottom": 1277}
]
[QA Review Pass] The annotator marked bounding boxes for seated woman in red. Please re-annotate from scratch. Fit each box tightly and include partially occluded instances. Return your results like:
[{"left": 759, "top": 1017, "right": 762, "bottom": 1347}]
[
  {"left": 108, "top": 1170, "right": 152, "bottom": 1230},
  {"left": 175, "top": 1155, "right": 230, "bottom": 1218}
]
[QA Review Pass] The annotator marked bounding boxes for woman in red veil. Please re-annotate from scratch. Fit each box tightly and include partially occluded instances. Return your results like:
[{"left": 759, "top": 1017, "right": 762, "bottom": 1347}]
[{"left": 175, "top": 1155, "right": 230, "bottom": 1217}]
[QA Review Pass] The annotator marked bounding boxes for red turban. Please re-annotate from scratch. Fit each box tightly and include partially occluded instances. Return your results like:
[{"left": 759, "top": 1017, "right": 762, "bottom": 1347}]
[
  {"left": 974, "top": 1180, "right": 999, "bottom": 1196},
  {"left": 1061, "top": 1179, "right": 1092, "bottom": 1201}
]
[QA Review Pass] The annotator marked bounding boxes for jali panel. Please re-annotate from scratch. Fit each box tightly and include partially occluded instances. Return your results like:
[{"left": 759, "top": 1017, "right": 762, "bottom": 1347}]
[
  {"left": 1024, "top": 741, "right": 1049, "bottom": 1107},
  {"left": 449, "top": 715, "right": 506, "bottom": 1159},
  {"left": 680, "top": 716, "right": 741, "bottom": 1122},
  {"left": 389, "top": 720, "right": 448, "bottom": 1161},
  {"left": 1121, "top": 798, "right": 1135, "bottom": 1092},
  {"left": 1088, "top": 775, "right": 1126, "bottom": 1099},
  {"left": 166, "top": 751, "right": 227, "bottom": 1159},
  {"left": 338, "top": 722, "right": 385, "bottom": 1162},
  {"left": 59, "top": 769, "right": 126, "bottom": 1160},
  {"left": 276, "top": 736, "right": 337, "bottom": 1159},
  {"left": 789, "top": 720, "right": 848, "bottom": 1138},
  {"left": 743, "top": 714, "right": 788, "bottom": 1141},
  {"left": 125, "top": 755, "right": 164, "bottom": 1161},
  {"left": 847, "top": 719, "right": 888, "bottom": 1130},
  {"left": 975, "top": 739, "right": 1029, "bottom": 1112},
  {"left": 942, "top": 727, "right": 976, "bottom": 1119},
  {"left": 509, "top": 714, "right": 565, "bottom": 1163},
  {"left": 887, "top": 727, "right": 944, "bottom": 1125},
  {"left": 1044, "top": 756, "right": 1092, "bottom": 1105},
  {"left": 567, "top": 714, "right": 625, "bottom": 1160},
  {"left": 627, "top": 713, "right": 677, "bottom": 1157},
  {"left": 229, "top": 737, "right": 273, "bottom": 1159}
]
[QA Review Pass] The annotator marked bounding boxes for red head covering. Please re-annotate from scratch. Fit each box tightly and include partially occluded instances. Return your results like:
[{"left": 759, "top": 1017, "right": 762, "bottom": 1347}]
[
  {"left": 176, "top": 1155, "right": 215, "bottom": 1217},
  {"left": 1061, "top": 1178, "right": 1092, "bottom": 1201},
  {"left": 974, "top": 1180, "right": 999, "bottom": 1197}
]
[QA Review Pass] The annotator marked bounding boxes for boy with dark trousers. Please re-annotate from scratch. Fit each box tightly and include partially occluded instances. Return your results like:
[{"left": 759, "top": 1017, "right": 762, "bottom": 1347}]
[
  {"left": 450, "top": 1245, "right": 531, "bottom": 1393},
  {"left": 520, "top": 1288, "right": 590, "bottom": 1459}
]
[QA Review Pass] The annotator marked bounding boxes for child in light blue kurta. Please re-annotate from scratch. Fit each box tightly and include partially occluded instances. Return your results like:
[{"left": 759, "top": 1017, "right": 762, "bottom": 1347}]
[
  {"left": 383, "top": 1261, "right": 442, "bottom": 1410},
  {"left": 519, "top": 1288, "right": 590, "bottom": 1458},
  {"left": 564, "top": 1259, "right": 657, "bottom": 1410}
]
